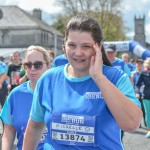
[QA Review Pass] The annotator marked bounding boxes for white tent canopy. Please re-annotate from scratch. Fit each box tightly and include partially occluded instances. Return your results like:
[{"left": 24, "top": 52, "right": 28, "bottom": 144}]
[{"left": 0, "top": 48, "right": 27, "bottom": 63}]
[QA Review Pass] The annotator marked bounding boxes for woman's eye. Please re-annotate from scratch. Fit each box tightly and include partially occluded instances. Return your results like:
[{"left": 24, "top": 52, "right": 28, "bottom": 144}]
[
  {"left": 82, "top": 45, "right": 91, "bottom": 49},
  {"left": 68, "top": 44, "right": 76, "bottom": 48}
]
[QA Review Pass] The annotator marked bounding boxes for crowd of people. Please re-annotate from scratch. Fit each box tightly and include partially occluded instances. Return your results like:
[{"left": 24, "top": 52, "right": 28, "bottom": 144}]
[{"left": 0, "top": 15, "right": 149, "bottom": 150}]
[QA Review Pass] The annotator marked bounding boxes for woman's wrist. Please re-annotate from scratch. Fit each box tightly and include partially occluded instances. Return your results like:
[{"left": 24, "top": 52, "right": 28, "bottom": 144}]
[{"left": 95, "top": 75, "right": 106, "bottom": 83}]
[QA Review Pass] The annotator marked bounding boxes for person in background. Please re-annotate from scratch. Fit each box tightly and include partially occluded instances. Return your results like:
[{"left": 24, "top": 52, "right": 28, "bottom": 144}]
[
  {"left": 0, "top": 61, "right": 8, "bottom": 108},
  {"left": 105, "top": 45, "right": 133, "bottom": 140},
  {"left": 23, "top": 15, "right": 142, "bottom": 150},
  {"left": 6, "top": 54, "right": 15, "bottom": 66},
  {"left": 48, "top": 50, "right": 55, "bottom": 65},
  {"left": 52, "top": 53, "right": 68, "bottom": 67},
  {"left": 135, "top": 58, "right": 150, "bottom": 138},
  {"left": 130, "top": 58, "right": 136, "bottom": 70},
  {"left": 105, "top": 44, "right": 131, "bottom": 78},
  {"left": 131, "top": 59, "right": 144, "bottom": 91},
  {"left": 131, "top": 59, "right": 145, "bottom": 126},
  {"left": 0, "top": 46, "right": 50, "bottom": 150},
  {"left": 19, "top": 49, "right": 54, "bottom": 84},
  {"left": 121, "top": 53, "right": 135, "bottom": 72},
  {"left": 7, "top": 51, "right": 22, "bottom": 91}
]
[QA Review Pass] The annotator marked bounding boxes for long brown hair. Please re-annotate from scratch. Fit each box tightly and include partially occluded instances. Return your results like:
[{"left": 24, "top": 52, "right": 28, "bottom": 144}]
[{"left": 64, "top": 15, "right": 111, "bottom": 66}]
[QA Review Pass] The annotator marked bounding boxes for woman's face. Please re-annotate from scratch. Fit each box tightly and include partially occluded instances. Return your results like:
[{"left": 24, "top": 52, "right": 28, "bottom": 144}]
[
  {"left": 24, "top": 50, "right": 49, "bottom": 82},
  {"left": 65, "top": 31, "right": 96, "bottom": 77}
]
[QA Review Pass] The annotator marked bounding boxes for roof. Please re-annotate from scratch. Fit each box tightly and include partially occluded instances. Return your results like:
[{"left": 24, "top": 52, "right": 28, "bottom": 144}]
[
  {"left": 0, "top": 48, "right": 26, "bottom": 58},
  {"left": 0, "top": 6, "right": 62, "bottom": 36}
]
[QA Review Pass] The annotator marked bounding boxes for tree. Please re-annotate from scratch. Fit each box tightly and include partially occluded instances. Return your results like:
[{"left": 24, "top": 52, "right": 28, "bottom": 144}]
[{"left": 52, "top": 0, "right": 126, "bottom": 41}]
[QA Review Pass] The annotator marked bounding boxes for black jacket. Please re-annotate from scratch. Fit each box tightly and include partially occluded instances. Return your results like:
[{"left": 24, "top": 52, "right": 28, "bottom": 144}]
[{"left": 136, "top": 71, "right": 150, "bottom": 99}]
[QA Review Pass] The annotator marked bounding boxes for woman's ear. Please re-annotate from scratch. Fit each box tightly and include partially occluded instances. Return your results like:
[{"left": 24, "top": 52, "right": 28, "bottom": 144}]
[
  {"left": 62, "top": 45, "right": 65, "bottom": 53},
  {"left": 62, "top": 45, "right": 67, "bottom": 59},
  {"left": 96, "top": 42, "right": 102, "bottom": 49}
]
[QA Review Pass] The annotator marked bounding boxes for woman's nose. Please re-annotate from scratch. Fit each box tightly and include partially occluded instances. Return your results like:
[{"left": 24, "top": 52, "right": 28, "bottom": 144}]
[{"left": 75, "top": 46, "right": 83, "bottom": 55}]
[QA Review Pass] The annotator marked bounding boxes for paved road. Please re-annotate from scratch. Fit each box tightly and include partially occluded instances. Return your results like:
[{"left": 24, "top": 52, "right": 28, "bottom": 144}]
[
  {"left": 123, "top": 126, "right": 150, "bottom": 150},
  {"left": 123, "top": 117, "right": 150, "bottom": 150}
]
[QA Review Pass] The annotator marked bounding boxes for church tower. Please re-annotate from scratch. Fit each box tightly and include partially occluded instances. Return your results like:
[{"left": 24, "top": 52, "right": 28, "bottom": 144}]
[{"left": 134, "top": 15, "right": 146, "bottom": 46}]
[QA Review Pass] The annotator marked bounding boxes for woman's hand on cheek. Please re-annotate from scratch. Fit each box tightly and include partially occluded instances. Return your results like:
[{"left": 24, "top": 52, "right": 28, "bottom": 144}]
[{"left": 89, "top": 43, "right": 103, "bottom": 78}]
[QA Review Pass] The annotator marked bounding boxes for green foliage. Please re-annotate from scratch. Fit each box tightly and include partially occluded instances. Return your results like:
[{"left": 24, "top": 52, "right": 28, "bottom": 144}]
[{"left": 52, "top": 0, "right": 126, "bottom": 41}]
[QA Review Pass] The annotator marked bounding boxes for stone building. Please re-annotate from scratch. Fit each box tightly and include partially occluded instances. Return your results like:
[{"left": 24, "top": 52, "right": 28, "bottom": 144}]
[
  {"left": 0, "top": 6, "right": 64, "bottom": 62},
  {"left": 124, "top": 15, "right": 150, "bottom": 59},
  {"left": 134, "top": 15, "right": 150, "bottom": 49}
]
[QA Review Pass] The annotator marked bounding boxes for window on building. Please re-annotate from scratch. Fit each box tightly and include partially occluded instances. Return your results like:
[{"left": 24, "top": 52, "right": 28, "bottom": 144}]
[{"left": 2, "top": 31, "right": 10, "bottom": 45}]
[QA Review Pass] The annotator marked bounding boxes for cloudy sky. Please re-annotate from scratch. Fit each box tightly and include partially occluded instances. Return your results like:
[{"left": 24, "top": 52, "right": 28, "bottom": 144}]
[{"left": 1, "top": 0, "right": 150, "bottom": 43}]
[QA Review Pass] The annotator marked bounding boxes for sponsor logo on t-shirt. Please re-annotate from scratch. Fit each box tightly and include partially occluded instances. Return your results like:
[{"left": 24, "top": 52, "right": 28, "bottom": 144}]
[{"left": 85, "top": 92, "right": 103, "bottom": 99}]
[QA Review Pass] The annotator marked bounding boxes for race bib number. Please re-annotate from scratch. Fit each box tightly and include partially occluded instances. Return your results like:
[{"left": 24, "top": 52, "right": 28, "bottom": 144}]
[{"left": 51, "top": 113, "right": 96, "bottom": 146}]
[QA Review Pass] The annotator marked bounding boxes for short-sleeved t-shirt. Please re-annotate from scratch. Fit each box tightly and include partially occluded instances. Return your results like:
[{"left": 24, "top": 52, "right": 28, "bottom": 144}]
[{"left": 29, "top": 65, "right": 140, "bottom": 150}]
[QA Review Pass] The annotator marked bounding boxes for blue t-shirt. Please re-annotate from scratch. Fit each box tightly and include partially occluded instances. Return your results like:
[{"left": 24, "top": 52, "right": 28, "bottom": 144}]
[
  {"left": 0, "top": 81, "right": 46, "bottom": 150},
  {"left": 112, "top": 58, "right": 131, "bottom": 77},
  {"left": 127, "top": 63, "right": 135, "bottom": 72},
  {"left": 30, "top": 64, "right": 140, "bottom": 150},
  {"left": 0, "top": 61, "right": 8, "bottom": 85},
  {"left": 52, "top": 54, "right": 69, "bottom": 67}
]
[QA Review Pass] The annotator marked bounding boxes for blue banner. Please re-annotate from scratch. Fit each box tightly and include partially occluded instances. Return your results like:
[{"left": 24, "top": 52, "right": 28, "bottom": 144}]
[{"left": 104, "top": 40, "right": 150, "bottom": 60}]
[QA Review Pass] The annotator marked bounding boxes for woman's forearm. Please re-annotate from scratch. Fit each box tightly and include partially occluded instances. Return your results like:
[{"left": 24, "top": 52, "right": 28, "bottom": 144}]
[
  {"left": 23, "top": 119, "right": 45, "bottom": 150},
  {"left": 2, "top": 125, "right": 16, "bottom": 150},
  {"left": 94, "top": 75, "right": 142, "bottom": 131}
]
